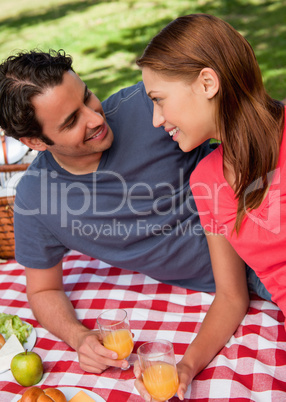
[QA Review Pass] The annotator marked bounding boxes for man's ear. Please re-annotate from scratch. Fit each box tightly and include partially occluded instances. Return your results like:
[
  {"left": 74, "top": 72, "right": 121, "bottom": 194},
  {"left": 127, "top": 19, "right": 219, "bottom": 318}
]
[
  {"left": 20, "top": 137, "right": 48, "bottom": 151},
  {"left": 198, "top": 68, "right": 219, "bottom": 99}
]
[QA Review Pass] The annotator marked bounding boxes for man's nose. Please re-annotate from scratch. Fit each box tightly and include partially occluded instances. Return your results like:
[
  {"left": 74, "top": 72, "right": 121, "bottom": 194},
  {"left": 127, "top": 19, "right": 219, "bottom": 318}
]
[{"left": 85, "top": 107, "right": 104, "bottom": 128}]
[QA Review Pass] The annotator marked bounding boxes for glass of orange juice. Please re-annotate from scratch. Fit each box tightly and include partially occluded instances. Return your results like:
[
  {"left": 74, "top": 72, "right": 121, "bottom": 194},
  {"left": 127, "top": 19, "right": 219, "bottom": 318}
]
[
  {"left": 137, "top": 340, "right": 179, "bottom": 401},
  {"left": 97, "top": 309, "right": 134, "bottom": 369}
]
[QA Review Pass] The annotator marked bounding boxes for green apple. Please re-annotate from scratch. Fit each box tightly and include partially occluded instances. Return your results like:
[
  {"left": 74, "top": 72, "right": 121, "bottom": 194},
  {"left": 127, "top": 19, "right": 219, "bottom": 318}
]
[{"left": 10, "top": 350, "right": 43, "bottom": 386}]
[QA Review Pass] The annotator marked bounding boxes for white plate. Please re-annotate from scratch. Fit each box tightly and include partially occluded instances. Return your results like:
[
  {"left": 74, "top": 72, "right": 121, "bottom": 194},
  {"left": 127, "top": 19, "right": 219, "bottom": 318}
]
[
  {"left": 3, "top": 320, "right": 37, "bottom": 352},
  {"left": 22, "top": 322, "right": 37, "bottom": 351},
  {"left": 0, "top": 321, "right": 36, "bottom": 374},
  {"left": 58, "top": 387, "right": 106, "bottom": 401}
]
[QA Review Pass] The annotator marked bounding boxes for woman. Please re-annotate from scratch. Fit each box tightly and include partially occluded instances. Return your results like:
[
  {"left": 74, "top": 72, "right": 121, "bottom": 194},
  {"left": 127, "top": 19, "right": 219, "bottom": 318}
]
[{"left": 134, "top": 14, "right": 285, "bottom": 400}]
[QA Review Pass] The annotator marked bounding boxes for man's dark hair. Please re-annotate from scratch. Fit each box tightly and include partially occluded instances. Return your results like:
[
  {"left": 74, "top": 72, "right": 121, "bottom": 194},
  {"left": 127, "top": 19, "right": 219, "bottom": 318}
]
[{"left": 0, "top": 49, "right": 74, "bottom": 144}]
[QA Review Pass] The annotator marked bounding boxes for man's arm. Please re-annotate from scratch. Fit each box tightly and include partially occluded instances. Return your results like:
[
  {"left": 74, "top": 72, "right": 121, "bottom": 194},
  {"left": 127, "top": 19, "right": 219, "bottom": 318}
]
[{"left": 25, "top": 261, "right": 129, "bottom": 372}]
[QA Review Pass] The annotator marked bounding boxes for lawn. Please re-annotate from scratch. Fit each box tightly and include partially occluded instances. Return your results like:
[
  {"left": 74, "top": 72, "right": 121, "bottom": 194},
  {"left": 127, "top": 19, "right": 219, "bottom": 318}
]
[{"left": 0, "top": 0, "right": 285, "bottom": 101}]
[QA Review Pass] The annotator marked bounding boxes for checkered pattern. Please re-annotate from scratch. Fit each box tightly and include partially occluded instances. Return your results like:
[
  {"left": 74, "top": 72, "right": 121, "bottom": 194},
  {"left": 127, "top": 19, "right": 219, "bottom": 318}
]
[{"left": 1, "top": 250, "right": 286, "bottom": 401}]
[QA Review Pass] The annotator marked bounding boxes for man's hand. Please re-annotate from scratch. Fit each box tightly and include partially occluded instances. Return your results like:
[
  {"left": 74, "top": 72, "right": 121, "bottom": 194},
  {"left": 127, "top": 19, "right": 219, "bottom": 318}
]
[
  {"left": 25, "top": 262, "right": 129, "bottom": 373},
  {"left": 75, "top": 329, "right": 130, "bottom": 373}
]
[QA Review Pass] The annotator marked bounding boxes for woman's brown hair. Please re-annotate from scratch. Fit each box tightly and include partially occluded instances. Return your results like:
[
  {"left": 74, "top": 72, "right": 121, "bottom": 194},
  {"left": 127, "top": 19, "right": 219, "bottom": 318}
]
[{"left": 137, "top": 14, "right": 284, "bottom": 234}]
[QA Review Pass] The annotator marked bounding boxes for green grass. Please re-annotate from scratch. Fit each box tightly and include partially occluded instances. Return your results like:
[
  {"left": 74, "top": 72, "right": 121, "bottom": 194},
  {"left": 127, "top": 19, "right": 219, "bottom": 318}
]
[{"left": 0, "top": 0, "right": 285, "bottom": 101}]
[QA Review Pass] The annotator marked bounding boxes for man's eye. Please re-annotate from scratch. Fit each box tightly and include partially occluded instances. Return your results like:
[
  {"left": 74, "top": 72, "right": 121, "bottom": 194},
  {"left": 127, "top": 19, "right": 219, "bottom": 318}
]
[{"left": 66, "top": 116, "right": 77, "bottom": 129}]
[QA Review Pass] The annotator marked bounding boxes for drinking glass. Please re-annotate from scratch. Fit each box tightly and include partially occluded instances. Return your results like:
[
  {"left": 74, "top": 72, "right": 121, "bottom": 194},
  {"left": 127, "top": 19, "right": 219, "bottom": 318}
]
[
  {"left": 97, "top": 309, "right": 134, "bottom": 368},
  {"left": 137, "top": 339, "right": 179, "bottom": 401}
]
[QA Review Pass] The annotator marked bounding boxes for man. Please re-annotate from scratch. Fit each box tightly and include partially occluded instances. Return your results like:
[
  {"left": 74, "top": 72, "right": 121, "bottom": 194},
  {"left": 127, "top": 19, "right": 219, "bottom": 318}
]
[{"left": 0, "top": 49, "right": 215, "bottom": 373}]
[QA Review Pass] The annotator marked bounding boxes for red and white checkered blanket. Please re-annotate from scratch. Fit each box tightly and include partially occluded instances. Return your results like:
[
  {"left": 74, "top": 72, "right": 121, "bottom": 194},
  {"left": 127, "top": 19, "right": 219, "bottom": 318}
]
[{"left": 1, "top": 250, "right": 286, "bottom": 401}]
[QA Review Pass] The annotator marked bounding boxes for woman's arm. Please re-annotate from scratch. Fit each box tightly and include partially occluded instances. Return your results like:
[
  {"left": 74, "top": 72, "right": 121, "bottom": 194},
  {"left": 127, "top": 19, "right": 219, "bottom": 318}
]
[
  {"left": 135, "top": 232, "right": 249, "bottom": 401},
  {"left": 176, "top": 232, "right": 249, "bottom": 398}
]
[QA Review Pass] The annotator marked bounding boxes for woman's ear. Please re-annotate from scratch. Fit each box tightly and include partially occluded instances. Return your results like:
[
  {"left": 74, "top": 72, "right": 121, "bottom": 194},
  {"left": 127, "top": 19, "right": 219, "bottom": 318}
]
[
  {"left": 20, "top": 137, "right": 48, "bottom": 151},
  {"left": 199, "top": 68, "right": 219, "bottom": 99}
]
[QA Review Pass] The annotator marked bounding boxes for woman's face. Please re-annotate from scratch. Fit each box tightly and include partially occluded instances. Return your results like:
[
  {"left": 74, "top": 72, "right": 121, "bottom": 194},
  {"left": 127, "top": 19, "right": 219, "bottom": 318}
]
[{"left": 142, "top": 67, "right": 219, "bottom": 152}]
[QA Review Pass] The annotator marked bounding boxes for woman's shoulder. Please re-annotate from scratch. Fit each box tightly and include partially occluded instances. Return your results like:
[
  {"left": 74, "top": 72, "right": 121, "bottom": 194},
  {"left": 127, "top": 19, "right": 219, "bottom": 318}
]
[{"left": 190, "top": 144, "right": 223, "bottom": 185}]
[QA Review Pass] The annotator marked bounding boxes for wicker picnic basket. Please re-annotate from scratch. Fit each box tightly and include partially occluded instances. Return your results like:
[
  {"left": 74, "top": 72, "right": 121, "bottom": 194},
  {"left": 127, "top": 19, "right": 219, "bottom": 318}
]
[{"left": 0, "top": 132, "right": 29, "bottom": 260}]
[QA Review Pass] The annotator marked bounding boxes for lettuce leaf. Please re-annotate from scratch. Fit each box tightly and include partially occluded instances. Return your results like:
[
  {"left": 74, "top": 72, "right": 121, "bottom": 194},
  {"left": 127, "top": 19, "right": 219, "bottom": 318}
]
[{"left": 0, "top": 313, "right": 32, "bottom": 345}]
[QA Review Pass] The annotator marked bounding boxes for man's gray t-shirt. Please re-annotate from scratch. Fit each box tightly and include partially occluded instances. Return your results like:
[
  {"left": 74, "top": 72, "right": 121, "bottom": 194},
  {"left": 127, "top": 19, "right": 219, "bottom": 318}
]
[{"left": 14, "top": 81, "right": 215, "bottom": 291}]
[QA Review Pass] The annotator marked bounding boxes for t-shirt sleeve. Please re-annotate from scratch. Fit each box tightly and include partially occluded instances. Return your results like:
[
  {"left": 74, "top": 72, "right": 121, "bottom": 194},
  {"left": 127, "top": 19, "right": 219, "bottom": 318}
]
[
  {"left": 189, "top": 157, "right": 219, "bottom": 234},
  {"left": 14, "top": 191, "right": 68, "bottom": 269}
]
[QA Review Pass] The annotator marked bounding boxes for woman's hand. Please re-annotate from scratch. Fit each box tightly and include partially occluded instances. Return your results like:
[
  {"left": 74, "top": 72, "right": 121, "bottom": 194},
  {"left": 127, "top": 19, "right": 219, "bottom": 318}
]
[
  {"left": 176, "top": 358, "right": 196, "bottom": 400},
  {"left": 134, "top": 358, "right": 195, "bottom": 401}
]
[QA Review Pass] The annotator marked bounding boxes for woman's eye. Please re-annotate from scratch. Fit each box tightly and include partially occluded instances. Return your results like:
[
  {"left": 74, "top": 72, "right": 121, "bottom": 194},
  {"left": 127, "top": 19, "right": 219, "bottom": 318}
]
[
  {"left": 84, "top": 91, "right": 92, "bottom": 104},
  {"left": 152, "top": 97, "right": 161, "bottom": 104}
]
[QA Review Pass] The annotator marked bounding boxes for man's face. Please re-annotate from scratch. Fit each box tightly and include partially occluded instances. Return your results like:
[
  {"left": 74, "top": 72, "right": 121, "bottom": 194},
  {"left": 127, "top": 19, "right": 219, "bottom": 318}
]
[{"left": 31, "top": 70, "right": 114, "bottom": 168}]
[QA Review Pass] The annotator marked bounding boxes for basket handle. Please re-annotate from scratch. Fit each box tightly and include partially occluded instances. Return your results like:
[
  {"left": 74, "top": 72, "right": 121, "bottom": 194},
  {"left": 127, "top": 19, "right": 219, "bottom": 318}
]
[{"left": 1, "top": 131, "right": 8, "bottom": 165}]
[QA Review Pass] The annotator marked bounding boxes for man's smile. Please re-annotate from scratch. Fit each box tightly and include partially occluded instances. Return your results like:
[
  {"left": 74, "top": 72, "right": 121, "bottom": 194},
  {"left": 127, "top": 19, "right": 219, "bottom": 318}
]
[{"left": 84, "top": 123, "right": 108, "bottom": 142}]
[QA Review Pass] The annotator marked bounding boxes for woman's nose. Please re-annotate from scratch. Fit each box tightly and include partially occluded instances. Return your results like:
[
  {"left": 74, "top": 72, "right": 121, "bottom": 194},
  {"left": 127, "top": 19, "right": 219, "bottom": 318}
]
[{"left": 152, "top": 105, "right": 165, "bottom": 128}]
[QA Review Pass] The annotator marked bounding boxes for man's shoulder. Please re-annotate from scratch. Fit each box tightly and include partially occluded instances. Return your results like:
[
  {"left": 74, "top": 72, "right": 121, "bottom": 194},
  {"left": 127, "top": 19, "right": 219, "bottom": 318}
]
[
  {"left": 102, "top": 81, "right": 149, "bottom": 116},
  {"left": 16, "top": 151, "right": 50, "bottom": 194}
]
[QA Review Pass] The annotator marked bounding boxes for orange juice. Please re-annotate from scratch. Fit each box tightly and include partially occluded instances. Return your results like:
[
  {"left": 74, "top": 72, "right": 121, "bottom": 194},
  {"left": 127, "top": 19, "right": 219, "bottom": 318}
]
[
  {"left": 142, "top": 362, "right": 179, "bottom": 401},
  {"left": 103, "top": 328, "right": 133, "bottom": 359}
]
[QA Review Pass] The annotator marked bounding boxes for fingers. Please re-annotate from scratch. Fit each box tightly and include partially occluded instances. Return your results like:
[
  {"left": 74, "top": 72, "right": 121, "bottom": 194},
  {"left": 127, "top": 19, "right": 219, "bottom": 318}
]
[
  {"left": 176, "top": 360, "right": 194, "bottom": 401},
  {"left": 177, "top": 383, "right": 187, "bottom": 401},
  {"left": 177, "top": 370, "right": 189, "bottom": 400},
  {"left": 133, "top": 359, "right": 141, "bottom": 378},
  {"left": 77, "top": 330, "right": 127, "bottom": 373},
  {"left": 134, "top": 378, "right": 152, "bottom": 402},
  {"left": 134, "top": 360, "right": 150, "bottom": 401},
  {"left": 80, "top": 357, "right": 109, "bottom": 374}
]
